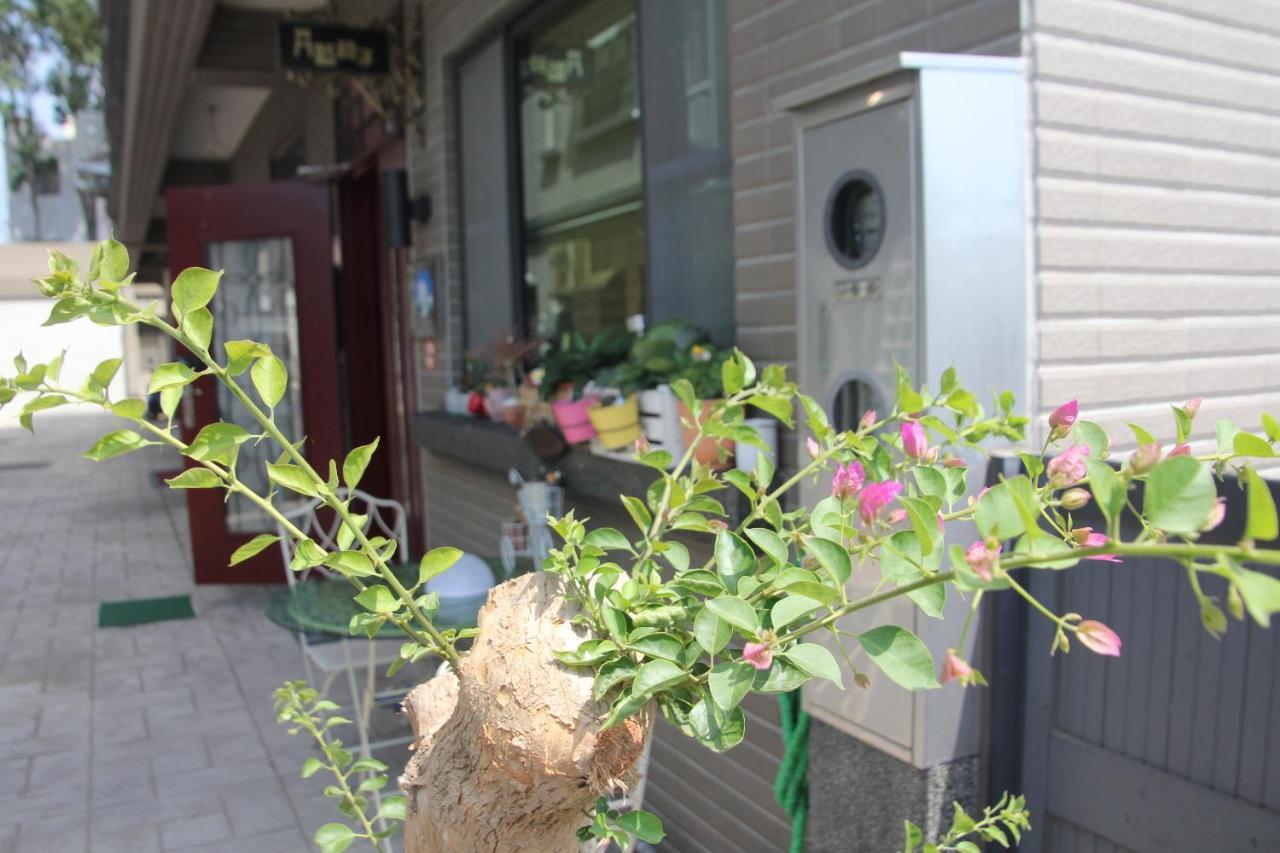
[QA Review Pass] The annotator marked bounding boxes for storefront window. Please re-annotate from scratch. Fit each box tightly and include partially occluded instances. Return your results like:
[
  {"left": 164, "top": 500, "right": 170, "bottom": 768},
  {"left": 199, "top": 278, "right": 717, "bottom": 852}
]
[{"left": 517, "top": 0, "right": 645, "bottom": 340}]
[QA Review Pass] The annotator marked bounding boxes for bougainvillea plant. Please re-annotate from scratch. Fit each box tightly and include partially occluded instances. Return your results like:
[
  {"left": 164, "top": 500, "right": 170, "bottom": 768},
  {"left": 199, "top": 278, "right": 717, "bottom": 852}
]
[{"left": 5, "top": 239, "right": 1280, "bottom": 852}]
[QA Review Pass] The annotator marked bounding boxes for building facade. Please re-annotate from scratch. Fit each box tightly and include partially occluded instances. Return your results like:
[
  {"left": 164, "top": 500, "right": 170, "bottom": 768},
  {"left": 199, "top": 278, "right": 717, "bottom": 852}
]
[{"left": 103, "top": 0, "right": 1280, "bottom": 849}]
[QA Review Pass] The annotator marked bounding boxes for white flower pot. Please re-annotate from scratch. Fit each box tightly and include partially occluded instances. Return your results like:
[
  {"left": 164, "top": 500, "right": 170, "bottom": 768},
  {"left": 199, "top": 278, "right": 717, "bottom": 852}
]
[
  {"left": 638, "top": 385, "right": 685, "bottom": 463},
  {"left": 444, "top": 387, "right": 471, "bottom": 415}
]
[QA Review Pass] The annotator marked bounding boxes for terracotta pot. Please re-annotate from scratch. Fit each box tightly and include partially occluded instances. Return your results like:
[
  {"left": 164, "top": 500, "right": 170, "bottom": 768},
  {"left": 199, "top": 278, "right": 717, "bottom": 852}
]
[
  {"left": 551, "top": 395, "right": 599, "bottom": 444},
  {"left": 500, "top": 398, "right": 525, "bottom": 429},
  {"left": 587, "top": 395, "right": 643, "bottom": 450},
  {"left": 678, "top": 399, "right": 734, "bottom": 470}
]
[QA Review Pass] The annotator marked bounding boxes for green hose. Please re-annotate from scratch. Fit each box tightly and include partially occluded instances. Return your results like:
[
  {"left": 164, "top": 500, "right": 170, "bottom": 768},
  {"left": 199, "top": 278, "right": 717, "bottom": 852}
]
[{"left": 774, "top": 690, "right": 810, "bottom": 853}]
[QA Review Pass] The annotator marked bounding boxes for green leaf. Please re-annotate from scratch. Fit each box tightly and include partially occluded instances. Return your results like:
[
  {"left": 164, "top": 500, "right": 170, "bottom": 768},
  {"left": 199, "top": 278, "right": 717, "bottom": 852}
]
[
  {"left": 342, "top": 438, "right": 379, "bottom": 490},
  {"left": 419, "top": 547, "right": 462, "bottom": 586},
  {"left": 171, "top": 267, "right": 222, "bottom": 318},
  {"left": 1128, "top": 422, "right": 1157, "bottom": 446},
  {"left": 746, "top": 393, "right": 794, "bottom": 426},
  {"left": 722, "top": 355, "right": 745, "bottom": 396},
  {"left": 376, "top": 795, "right": 407, "bottom": 822},
  {"left": 148, "top": 362, "right": 197, "bottom": 394},
  {"left": 160, "top": 386, "right": 182, "bottom": 420},
  {"left": 593, "top": 658, "right": 638, "bottom": 700},
  {"left": 745, "top": 527, "right": 788, "bottom": 565},
  {"left": 223, "top": 339, "right": 272, "bottom": 376},
  {"left": 755, "top": 657, "right": 811, "bottom": 693},
  {"left": 631, "top": 659, "right": 687, "bottom": 696},
  {"left": 165, "top": 468, "right": 222, "bottom": 489},
  {"left": 627, "top": 632, "right": 685, "bottom": 663},
  {"left": 771, "top": 595, "right": 823, "bottom": 630},
  {"left": 857, "top": 626, "right": 939, "bottom": 690},
  {"left": 230, "top": 534, "right": 281, "bottom": 566},
  {"left": 1245, "top": 468, "right": 1279, "bottom": 541},
  {"left": 1172, "top": 405, "right": 1192, "bottom": 445},
  {"left": 660, "top": 541, "right": 689, "bottom": 573},
  {"left": 782, "top": 642, "right": 843, "bottom": 687},
  {"left": 706, "top": 595, "right": 760, "bottom": 636},
  {"left": 614, "top": 810, "right": 665, "bottom": 844},
  {"left": 91, "top": 357, "right": 122, "bottom": 389},
  {"left": 715, "top": 530, "right": 756, "bottom": 592},
  {"left": 314, "top": 823, "right": 356, "bottom": 853},
  {"left": 975, "top": 476, "right": 1040, "bottom": 540},
  {"left": 584, "top": 527, "right": 633, "bottom": 552},
  {"left": 689, "top": 697, "right": 746, "bottom": 752},
  {"left": 101, "top": 236, "right": 129, "bottom": 281},
  {"left": 1070, "top": 420, "right": 1109, "bottom": 458},
  {"left": 252, "top": 354, "right": 288, "bottom": 409},
  {"left": 621, "top": 495, "right": 652, "bottom": 534},
  {"left": 110, "top": 398, "right": 146, "bottom": 420},
  {"left": 180, "top": 307, "right": 213, "bottom": 352},
  {"left": 1217, "top": 419, "right": 1241, "bottom": 455},
  {"left": 1234, "top": 567, "right": 1280, "bottom": 628},
  {"left": 300, "top": 757, "right": 324, "bottom": 779},
  {"left": 84, "top": 429, "right": 156, "bottom": 461},
  {"left": 901, "top": 496, "right": 940, "bottom": 556},
  {"left": 1085, "top": 459, "right": 1126, "bottom": 527},
  {"left": 1233, "top": 432, "right": 1275, "bottom": 458},
  {"left": 186, "top": 422, "right": 250, "bottom": 463},
  {"left": 804, "top": 536, "right": 852, "bottom": 585},
  {"left": 709, "top": 661, "right": 755, "bottom": 712},
  {"left": 671, "top": 377, "right": 697, "bottom": 412},
  {"left": 1263, "top": 413, "right": 1280, "bottom": 443},
  {"left": 267, "top": 463, "right": 320, "bottom": 497},
  {"left": 354, "top": 585, "right": 399, "bottom": 614},
  {"left": 326, "top": 551, "right": 377, "bottom": 578},
  {"left": 912, "top": 466, "right": 949, "bottom": 501},
  {"left": 693, "top": 608, "right": 731, "bottom": 654},
  {"left": 1143, "top": 456, "right": 1216, "bottom": 534}
]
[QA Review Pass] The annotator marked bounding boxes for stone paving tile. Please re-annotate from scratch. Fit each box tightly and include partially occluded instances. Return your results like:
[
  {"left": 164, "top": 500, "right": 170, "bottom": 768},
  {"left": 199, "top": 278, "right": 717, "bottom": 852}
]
[{"left": 0, "top": 416, "right": 410, "bottom": 852}]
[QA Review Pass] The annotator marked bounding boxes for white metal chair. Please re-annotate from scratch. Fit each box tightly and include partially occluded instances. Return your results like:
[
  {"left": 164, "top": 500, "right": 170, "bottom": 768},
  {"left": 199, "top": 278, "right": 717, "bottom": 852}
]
[{"left": 275, "top": 488, "right": 416, "bottom": 750}]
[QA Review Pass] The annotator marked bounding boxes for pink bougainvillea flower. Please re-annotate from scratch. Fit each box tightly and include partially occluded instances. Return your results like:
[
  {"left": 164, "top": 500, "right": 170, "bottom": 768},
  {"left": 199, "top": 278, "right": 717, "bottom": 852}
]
[
  {"left": 858, "top": 481, "right": 903, "bottom": 525},
  {"left": 1168, "top": 443, "right": 1191, "bottom": 457},
  {"left": 742, "top": 642, "right": 773, "bottom": 670},
  {"left": 940, "top": 649, "right": 974, "bottom": 685},
  {"left": 1082, "top": 531, "right": 1121, "bottom": 562},
  {"left": 859, "top": 409, "right": 878, "bottom": 431},
  {"left": 936, "top": 512, "right": 945, "bottom": 532},
  {"left": 1049, "top": 399, "right": 1079, "bottom": 436},
  {"left": 1202, "top": 497, "right": 1227, "bottom": 532},
  {"left": 964, "top": 540, "right": 1001, "bottom": 581},
  {"left": 830, "top": 460, "right": 865, "bottom": 501},
  {"left": 1076, "top": 620, "right": 1122, "bottom": 657},
  {"left": 901, "top": 420, "right": 927, "bottom": 459},
  {"left": 1047, "top": 444, "right": 1090, "bottom": 485},
  {"left": 806, "top": 436, "right": 821, "bottom": 460},
  {"left": 1184, "top": 397, "right": 1203, "bottom": 419}
]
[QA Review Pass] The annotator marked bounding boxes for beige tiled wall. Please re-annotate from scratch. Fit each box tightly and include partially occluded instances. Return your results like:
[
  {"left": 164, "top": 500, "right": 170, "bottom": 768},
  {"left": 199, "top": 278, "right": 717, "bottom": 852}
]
[{"left": 1029, "top": 0, "right": 1280, "bottom": 445}]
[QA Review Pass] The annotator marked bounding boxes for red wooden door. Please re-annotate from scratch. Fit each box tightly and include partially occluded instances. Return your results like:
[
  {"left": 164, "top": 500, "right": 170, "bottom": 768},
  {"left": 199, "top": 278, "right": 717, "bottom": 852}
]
[{"left": 166, "top": 182, "right": 341, "bottom": 584}]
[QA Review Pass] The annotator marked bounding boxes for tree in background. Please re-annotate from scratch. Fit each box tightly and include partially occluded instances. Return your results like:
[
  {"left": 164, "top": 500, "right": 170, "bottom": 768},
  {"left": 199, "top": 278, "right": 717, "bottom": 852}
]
[{"left": 0, "top": 0, "right": 101, "bottom": 239}]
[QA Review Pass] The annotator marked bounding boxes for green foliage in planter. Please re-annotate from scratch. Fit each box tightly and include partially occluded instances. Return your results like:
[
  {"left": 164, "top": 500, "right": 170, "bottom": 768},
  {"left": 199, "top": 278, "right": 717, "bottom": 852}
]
[{"left": 537, "top": 327, "right": 633, "bottom": 400}]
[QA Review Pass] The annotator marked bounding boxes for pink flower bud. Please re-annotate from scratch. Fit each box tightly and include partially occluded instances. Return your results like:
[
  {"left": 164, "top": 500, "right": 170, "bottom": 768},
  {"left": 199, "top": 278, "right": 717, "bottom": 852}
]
[
  {"left": 1061, "top": 488, "right": 1091, "bottom": 510},
  {"left": 924, "top": 446, "right": 940, "bottom": 465},
  {"left": 830, "top": 460, "right": 865, "bottom": 501},
  {"left": 964, "top": 540, "right": 1001, "bottom": 581},
  {"left": 1184, "top": 397, "right": 1202, "bottom": 419},
  {"left": 1047, "top": 444, "right": 1090, "bottom": 485},
  {"left": 859, "top": 409, "right": 878, "bottom": 431},
  {"left": 901, "top": 420, "right": 928, "bottom": 459},
  {"left": 1168, "top": 443, "right": 1191, "bottom": 458},
  {"left": 942, "top": 455, "right": 966, "bottom": 469},
  {"left": 1049, "top": 399, "right": 1079, "bottom": 436},
  {"left": 886, "top": 508, "right": 908, "bottom": 525},
  {"left": 1202, "top": 497, "right": 1227, "bottom": 532},
  {"left": 858, "top": 481, "right": 903, "bottom": 525},
  {"left": 806, "top": 436, "right": 821, "bottom": 460},
  {"left": 707, "top": 518, "right": 728, "bottom": 531},
  {"left": 853, "top": 672, "right": 871, "bottom": 689},
  {"left": 1076, "top": 620, "right": 1122, "bottom": 657},
  {"left": 634, "top": 435, "right": 651, "bottom": 454},
  {"left": 742, "top": 641, "right": 773, "bottom": 670},
  {"left": 940, "top": 649, "right": 975, "bottom": 685},
  {"left": 1129, "top": 442, "right": 1161, "bottom": 474},
  {"left": 1082, "top": 531, "right": 1121, "bottom": 562}
]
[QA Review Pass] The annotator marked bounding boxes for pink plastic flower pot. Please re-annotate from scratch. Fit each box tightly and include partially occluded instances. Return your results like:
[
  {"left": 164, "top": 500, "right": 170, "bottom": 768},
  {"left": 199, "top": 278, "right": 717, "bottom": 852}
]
[{"left": 552, "top": 395, "right": 598, "bottom": 444}]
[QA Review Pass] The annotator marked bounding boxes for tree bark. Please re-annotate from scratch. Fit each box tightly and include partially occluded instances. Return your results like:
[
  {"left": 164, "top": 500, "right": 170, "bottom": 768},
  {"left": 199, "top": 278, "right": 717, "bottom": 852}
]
[{"left": 400, "top": 572, "right": 649, "bottom": 853}]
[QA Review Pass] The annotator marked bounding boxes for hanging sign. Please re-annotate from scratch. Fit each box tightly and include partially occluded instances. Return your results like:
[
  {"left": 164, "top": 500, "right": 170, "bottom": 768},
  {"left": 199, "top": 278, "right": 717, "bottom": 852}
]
[{"left": 279, "top": 22, "right": 391, "bottom": 74}]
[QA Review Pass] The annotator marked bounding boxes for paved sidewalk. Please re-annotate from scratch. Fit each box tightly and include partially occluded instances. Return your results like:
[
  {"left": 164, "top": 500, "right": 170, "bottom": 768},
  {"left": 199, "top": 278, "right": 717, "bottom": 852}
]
[{"left": 0, "top": 414, "right": 413, "bottom": 853}]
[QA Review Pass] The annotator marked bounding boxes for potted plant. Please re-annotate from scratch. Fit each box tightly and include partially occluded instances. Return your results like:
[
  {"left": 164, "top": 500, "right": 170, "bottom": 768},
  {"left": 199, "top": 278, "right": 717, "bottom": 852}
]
[
  {"left": 676, "top": 343, "right": 734, "bottom": 469},
  {"left": 484, "top": 334, "right": 536, "bottom": 428},
  {"left": 539, "top": 329, "right": 632, "bottom": 444},
  {"left": 586, "top": 391, "right": 643, "bottom": 450}
]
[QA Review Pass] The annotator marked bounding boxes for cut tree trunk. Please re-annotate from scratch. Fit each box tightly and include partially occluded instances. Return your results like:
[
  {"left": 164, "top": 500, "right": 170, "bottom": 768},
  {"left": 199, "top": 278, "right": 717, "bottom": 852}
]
[{"left": 400, "top": 571, "right": 650, "bottom": 852}]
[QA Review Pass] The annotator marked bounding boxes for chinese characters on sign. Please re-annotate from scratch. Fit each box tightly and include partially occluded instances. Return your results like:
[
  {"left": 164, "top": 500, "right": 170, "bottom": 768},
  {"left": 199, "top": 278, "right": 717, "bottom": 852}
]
[{"left": 279, "top": 22, "right": 390, "bottom": 74}]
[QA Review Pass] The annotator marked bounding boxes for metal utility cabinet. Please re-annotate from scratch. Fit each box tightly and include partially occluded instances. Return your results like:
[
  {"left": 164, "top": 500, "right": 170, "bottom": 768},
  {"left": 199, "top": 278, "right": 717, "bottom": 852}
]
[{"left": 780, "top": 52, "right": 1028, "bottom": 774}]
